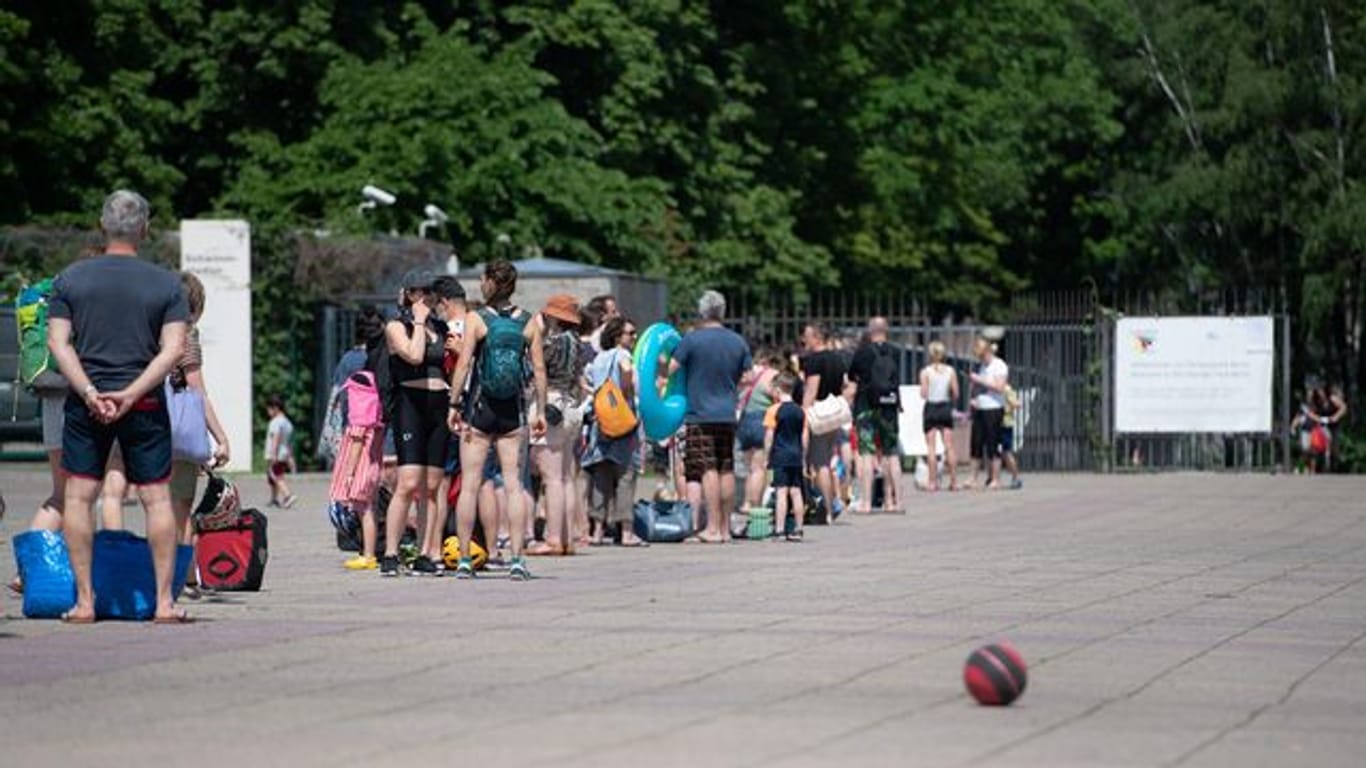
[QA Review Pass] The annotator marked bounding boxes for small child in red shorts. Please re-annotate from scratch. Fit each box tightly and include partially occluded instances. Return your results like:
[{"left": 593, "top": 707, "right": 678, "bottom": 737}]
[{"left": 265, "top": 394, "right": 297, "bottom": 508}]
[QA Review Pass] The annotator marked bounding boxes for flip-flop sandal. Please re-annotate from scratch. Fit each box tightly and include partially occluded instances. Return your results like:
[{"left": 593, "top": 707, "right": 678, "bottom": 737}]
[
  {"left": 525, "top": 542, "right": 563, "bottom": 556},
  {"left": 153, "top": 611, "right": 195, "bottom": 625},
  {"left": 619, "top": 540, "right": 650, "bottom": 548},
  {"left": 61, "top": 611, "right": 95, "bottom": 625}
]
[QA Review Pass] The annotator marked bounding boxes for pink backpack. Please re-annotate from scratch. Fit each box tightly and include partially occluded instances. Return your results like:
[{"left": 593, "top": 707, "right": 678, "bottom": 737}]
[{"left": 344, "top": 371, "right": 383, "bottom": 429}]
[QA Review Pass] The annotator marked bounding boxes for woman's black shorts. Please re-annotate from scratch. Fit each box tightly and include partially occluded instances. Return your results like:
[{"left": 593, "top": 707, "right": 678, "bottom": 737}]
[
  {"left": 394, "top": 386, "right": 450, "bottom": 468},
  {"left": 923, "top": 401, "right": 954, "bottom": 431},
  {"left": 467, "top": 394, "right": 524, "bottom": 437}
]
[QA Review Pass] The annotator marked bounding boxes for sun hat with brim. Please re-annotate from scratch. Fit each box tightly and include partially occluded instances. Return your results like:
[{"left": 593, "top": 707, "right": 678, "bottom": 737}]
[
  {"left": 542, "top": 294, "right": 581, "bottom": 325},
  {"left": 400, "top": 268, "right": 435, "bottom": 290}
]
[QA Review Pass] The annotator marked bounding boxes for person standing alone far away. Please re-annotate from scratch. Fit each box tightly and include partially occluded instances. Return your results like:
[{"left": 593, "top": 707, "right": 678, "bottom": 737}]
[
  {"left": 668, "top": 290, "right": 752, "bottom": 543},
  {"left": 968, "top": 335, "right": 1009, "bottom": 490},
  {"left": 847, "top": 317, "right": 906, "bottom": 512},
  {"left": 46, "top": 189, "right": 190, "bottom": 624}
]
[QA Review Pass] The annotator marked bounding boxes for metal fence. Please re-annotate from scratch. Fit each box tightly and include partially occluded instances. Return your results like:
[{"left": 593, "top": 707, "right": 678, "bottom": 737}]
[
  {"left": 1097, "top": 293, "right": 1293, "bottom": 473},
  {"left": 726, "top": 289, "right": 1291, "bottom": 473},
  {"left": 315, "top": 289, "right": 1292, "bottom": 473}
]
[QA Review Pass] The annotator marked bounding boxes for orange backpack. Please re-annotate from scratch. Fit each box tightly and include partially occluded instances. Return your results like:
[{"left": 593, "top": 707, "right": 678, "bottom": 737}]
[{"left": 593, "top": 352, "right": 639, "bottom": 439}]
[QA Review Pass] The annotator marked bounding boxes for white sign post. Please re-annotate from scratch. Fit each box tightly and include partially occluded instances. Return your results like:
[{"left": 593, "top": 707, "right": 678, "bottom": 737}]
[
  {"left": 180, "top": 220, "right": 253, "bottom": 472},
  {"left": 1115, "top": 316, "right": 1274, "bottom": 434}
]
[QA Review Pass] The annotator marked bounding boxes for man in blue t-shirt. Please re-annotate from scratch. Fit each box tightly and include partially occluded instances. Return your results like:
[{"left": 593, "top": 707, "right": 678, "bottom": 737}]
[
  {"left": 669, "top": 290, "right": 752, "bottom": 542},
  {"left": 47, "top": 190, "right": 190, "bottom": 624}
]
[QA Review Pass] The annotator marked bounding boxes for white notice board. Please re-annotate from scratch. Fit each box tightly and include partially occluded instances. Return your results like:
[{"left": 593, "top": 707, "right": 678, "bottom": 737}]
[
  {"left": 1115, "top": 316, "right": 1274, "bottom": 434},
  {"left": 181, "top": 220, "right": 253, "bottom": 472},
  {"left": 898, "top": 385, "right": 929, "bottom": 457}
]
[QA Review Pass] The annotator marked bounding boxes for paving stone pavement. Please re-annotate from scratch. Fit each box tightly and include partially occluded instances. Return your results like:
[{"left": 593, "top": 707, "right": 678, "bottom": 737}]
[{"left": 1, "top": 467, "right": 1365, "bottom": 767}]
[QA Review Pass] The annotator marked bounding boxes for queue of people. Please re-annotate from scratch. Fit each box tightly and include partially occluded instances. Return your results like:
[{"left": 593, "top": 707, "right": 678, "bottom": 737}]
[
  {"left": 0, "top": 184, "right": 1033, "bottom": 608},
  {"left": 322, "top": 276, "right": 1035, "bottom": 581},
  {"left": 8, "top": 185, "right": 1360, "bottom": 624}
]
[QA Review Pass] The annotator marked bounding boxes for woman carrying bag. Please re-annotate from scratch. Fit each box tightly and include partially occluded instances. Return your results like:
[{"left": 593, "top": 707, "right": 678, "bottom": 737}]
[
  {"left": 581, "top": 317, "right": 646, "bottom": 547},
  {"left": 166, "top": 272, "right": 231, "bottom": 597}
]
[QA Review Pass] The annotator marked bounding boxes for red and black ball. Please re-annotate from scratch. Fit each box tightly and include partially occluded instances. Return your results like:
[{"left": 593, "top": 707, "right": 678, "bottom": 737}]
[{"left": 964, "top": 642, "right": 1028, "bottom": 706}]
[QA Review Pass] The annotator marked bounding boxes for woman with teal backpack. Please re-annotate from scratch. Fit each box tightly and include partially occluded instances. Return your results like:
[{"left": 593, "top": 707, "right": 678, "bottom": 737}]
[{"left": 447, "top": 260, "right": 548, "bottom": 581}]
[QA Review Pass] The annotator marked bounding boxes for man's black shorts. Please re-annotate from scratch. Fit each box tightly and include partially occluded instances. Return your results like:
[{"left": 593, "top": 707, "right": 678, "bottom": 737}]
[
  {"left": 62, "top": 389, "right": 172, "bottom": 485},
  {"left": 772, "top": 466, "right": 804, "bottom": 489},
  {"left": 970, "top": 408, "right": 1004, "bottom": 461}
]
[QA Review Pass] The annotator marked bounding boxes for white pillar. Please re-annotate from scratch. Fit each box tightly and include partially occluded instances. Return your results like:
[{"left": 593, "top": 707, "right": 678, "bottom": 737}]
[{"left": 180, "top": 220, "right": 253, "bottom": 473}]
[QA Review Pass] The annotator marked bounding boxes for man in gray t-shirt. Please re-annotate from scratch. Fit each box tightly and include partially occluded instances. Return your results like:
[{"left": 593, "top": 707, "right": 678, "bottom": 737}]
[
  {"left": 668, "top": 290, "right": 752, "bottom": 542},
  {"left": 47, "top": 190, "right": 189, "bottom": 624}
]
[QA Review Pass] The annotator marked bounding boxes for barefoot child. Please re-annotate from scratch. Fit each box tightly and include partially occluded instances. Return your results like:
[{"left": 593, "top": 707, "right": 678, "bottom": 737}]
[
  {"left": 265, "top": 395, "right": 297, "bottom": 508},
  {"left": 764, "top": 373, "right": 807, "bottom": 541}
]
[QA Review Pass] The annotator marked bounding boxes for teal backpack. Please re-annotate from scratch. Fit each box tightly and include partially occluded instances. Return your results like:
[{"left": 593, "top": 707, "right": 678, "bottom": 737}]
[{"left": 477, "top": 306, "right": 530, "bottom": 400}]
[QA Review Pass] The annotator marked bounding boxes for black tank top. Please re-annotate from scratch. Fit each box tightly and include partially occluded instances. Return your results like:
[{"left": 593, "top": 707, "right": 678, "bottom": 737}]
[{"left": 389, "top": 313, "right": 448, "bottom": 383}]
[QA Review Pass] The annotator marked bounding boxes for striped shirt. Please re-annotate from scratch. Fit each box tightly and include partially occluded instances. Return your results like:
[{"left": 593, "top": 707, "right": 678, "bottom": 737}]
[{"left": 170, "top": 325, "right": 203, "bottom": 388}]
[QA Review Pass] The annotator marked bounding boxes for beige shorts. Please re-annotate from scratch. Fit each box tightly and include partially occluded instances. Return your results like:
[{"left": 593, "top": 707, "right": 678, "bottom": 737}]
[
  {"left": 170, "top": 460, "right": 201, "bottom": 503},
  {"left": 41, "top": 392, "right": 66, "bottom": 451}
]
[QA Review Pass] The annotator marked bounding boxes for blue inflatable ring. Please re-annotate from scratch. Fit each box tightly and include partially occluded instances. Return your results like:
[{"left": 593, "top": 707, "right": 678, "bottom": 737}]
[{"left": 633, "top": 323, "right": 688, "bottom": 441}]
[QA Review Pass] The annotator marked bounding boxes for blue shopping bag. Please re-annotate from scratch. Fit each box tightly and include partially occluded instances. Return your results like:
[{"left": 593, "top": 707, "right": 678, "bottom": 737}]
[
  {"left": 91, "top": 530, "right": 194, "bottom": 620},
  {"left": 12, "top": 530, "right": 76, "bottom": 619}
]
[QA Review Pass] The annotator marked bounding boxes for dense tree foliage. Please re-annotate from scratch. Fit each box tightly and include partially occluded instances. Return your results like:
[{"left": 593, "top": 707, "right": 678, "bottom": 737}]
[{"left": 2, "top": 0, "right": 1363, "bottom": 434}]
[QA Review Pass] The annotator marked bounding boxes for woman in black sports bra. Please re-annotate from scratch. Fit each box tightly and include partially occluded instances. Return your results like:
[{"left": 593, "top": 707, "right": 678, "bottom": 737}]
[{"left": 378, "top": 270, "right": 452, "bottom": 577}]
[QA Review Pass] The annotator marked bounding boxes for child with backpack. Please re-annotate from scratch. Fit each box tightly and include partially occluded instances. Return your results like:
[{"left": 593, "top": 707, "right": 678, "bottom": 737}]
[
  {"left": 334, "top": 367, "right": 386, "bottom": 570},
  {"left": 265, "top": 395, "right": 297, "bottom": 508},
  {"left": 765, "top": 373, "right": 807, "bottom": 541}
]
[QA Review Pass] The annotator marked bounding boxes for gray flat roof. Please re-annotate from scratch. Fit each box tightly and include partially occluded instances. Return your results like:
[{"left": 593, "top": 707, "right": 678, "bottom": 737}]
[{"left": 457, "top": 257, "right": 637, "bottom": 279}]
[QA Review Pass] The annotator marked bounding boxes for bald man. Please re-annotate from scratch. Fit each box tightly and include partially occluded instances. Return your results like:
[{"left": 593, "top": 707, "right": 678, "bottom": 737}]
[{"left": 846, "top": 317, "right": 905, "bottom": 512}]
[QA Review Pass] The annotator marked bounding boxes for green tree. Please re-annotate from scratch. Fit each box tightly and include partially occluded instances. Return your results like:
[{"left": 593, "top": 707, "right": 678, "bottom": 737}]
[{"left": 1087, "top": 0, "right": 1366, "bottom": 401}]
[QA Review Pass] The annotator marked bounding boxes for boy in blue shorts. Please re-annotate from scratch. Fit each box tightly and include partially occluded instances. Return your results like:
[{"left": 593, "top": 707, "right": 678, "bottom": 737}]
[{"left": 764, "top": 373, "right": 807, "bottom": 541}]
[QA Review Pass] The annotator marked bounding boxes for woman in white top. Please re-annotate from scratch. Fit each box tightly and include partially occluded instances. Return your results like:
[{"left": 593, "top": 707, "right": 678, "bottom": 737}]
[{"left": 919, "top": 340, "right": 959, "bottom": 491}]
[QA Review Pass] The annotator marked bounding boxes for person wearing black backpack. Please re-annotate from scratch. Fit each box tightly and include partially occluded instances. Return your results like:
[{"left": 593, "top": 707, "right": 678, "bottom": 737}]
[{"left": 847, "top": 317, "right": 906, "bottom": 513}]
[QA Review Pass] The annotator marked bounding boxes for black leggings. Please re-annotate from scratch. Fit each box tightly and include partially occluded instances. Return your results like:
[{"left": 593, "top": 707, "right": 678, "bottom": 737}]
[{"left": 394, "top": 386, "right": 450, "bottom": 468}]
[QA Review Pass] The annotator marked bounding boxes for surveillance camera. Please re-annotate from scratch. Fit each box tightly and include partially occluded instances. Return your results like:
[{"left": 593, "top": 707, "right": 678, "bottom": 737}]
[
  {"left": 361, "top": 185, "right": 397, "bottom": 206},
  {"left": 423, "top": 204, "right": 448, "bottom": 223}
]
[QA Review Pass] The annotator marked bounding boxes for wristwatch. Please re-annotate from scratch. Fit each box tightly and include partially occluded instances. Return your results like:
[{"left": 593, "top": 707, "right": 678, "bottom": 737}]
[{"left": 81, "top": 384, "right": 98, "bottom": 400}]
